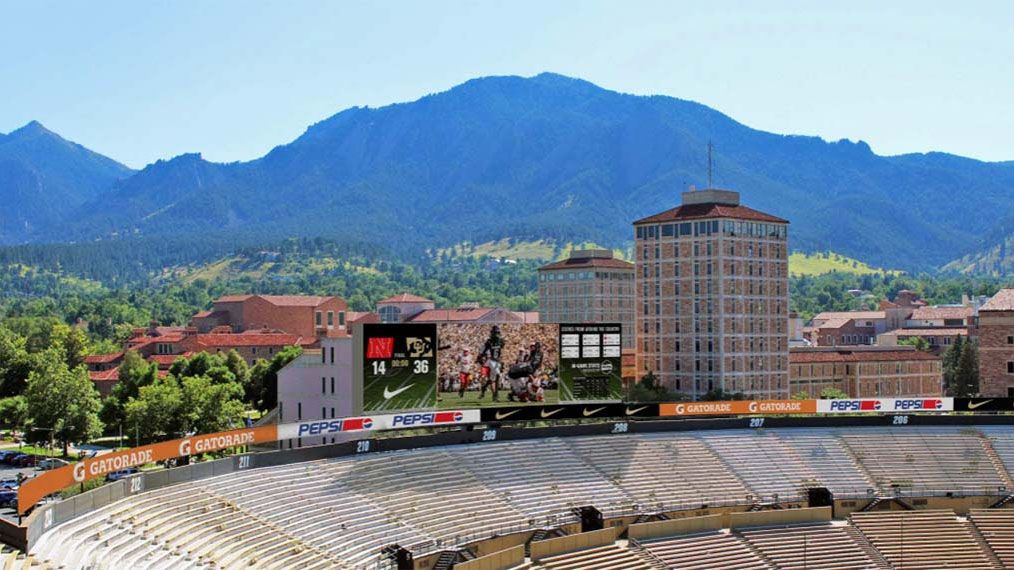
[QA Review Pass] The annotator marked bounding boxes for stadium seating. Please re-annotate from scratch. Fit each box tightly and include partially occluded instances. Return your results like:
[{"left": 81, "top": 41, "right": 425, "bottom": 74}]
[
  {"left": 638, "top": 530, "right": 769, "bottom": 569},
  {"left": 840, "top": 427, "right": 1003, "bottom": 494},
  {"left": 737, "top": 522, "right": 888, "bottom": 569},
  {"left": 456, "top": 438, "right": 632, "bottom": 520},
  {"left": 697, "top": 430, "right": 819, "bottom": 501},
  {"left": 969, "top": 509, "right": 1014, "bottom": 568},
  {"left": 30, "top": 426, "right": 1014, "bottom": 569},
  {"left": 566, "top": 434, "right": 752, "bottom": 511},
  {"left": 850, "top": 509, "right": 998, "bottom": 569},
  {"left": 534, "top": 544, "right": 657, "bottom": 570}
]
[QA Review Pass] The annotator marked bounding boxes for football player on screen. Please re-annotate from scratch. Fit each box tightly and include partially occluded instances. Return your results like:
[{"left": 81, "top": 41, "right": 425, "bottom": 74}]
[{"left": 478, "top": 325, "right": 504, "bottom": 401}]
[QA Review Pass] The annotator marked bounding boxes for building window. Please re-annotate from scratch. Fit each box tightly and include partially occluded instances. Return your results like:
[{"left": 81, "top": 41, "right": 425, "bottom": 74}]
[
  {"left": 327, "top": 311, "right": 334, "bottom": 327},
  {"left": 1009, "top": 362, "right": 1014, "bottom": 374},
  {"left": 330, "top": 346, "right": 335, "bottom": 364},
  {"left": 1008, "top": 336, "right": 1014, "bottom": 345},
  {"left": 322, "top": 377, "right": 326, "bottom": 393},
  {"left": 297, "top": 402, "right": 302, "bottom": 420},
  {"left": 339, "top": 312, "right": 346, "bottom": 327},
  {"left": 331, "top": 377, "right": 335, "bottom": 393},
  {"left": 315, "top": 311, "right": 322, "bottom": 326}
]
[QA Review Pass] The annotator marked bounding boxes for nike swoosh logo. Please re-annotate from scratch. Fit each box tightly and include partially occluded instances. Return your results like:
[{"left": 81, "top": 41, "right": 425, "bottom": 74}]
[
  {"left": 495, "top": 409, "right": 520, "bottom": 420},
  {"left": 383, "top": 384, "right": 413, "bottom": 400},
  {"left": 583, "top": 406, "right": 607, "bottom": 417},
  {"left": 625, "top": 406, "right": 647, "bottom": 416},
  {"left": 967, "top": 400, "right": 994, "bottom": 410},
  {"left": 540, "top": 408, "right": 563, "bottom": 418}
]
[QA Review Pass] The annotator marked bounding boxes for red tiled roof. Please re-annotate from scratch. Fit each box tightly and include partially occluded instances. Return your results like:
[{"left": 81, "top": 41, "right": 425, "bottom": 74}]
[
  {"left": 194, "top": 333, "right": 305, "bottom": 348},
  {"left": 84, "top": 352, "right": 123, "bottom": 364},
  {"left": 347, "top": 311, "right": 380, "bottom": 324},
  {"left": 409, "top": 308, "right": 496, "bottom": 322},
  {"left": 813, "top": 311, "right": 886, "bottom": 322},
  {"left": 538, "top": 257, "right": 634, "bottom": 271},
  {"left": 981, "top": 289, "right": 1014, "bottom": 312},
  {"left": 882, "top": 328, "right": 970, "bottom": 337},
  {"left": 378, "top": 293, "right": 433, "bottom": 304},
  {"left": 790, "top": 348, "right": 939, "bottom": 363},
  {"left": 88, "top": 368, "right": 120, "bottom": 382},
  {"left": 634, "top": 203, "right": 788, "bottom": 225},
  {"left": 909, "top": 306, "right": 974, "bottom": 321},
  {"left": 149, "top": 354, "right": 187, "bottom": 366},
  {"left": 215, "top": 294, "right": 344, "bottom": 307}
]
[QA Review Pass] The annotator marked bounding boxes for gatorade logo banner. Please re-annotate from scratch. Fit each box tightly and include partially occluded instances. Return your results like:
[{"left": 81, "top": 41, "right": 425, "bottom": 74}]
[
  {"left": 18, "top": 425, "right": 277, "bottom": 514},
  {"left": 659, "top": 400, "right": 817, "bottom": 416}
]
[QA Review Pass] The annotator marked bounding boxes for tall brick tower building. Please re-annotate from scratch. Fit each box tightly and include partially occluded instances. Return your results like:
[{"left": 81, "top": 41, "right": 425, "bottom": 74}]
[
  {"left": 633, "top": 188, "right": 790, "bottom": 399},
  {"left": 978, "top": 289, "right": 1014, "bottom": 396}
]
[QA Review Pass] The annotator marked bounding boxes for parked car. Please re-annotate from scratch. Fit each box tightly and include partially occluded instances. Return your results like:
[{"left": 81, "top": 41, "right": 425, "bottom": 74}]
[
  {"left": 0, "top": 479, "right": 17, "bottom": 490},
  {"left": 0, "top": 451, "right": 20, "bottom": 464},
  {"left": 37, "top": 458, "right": 69, "bottom": 471},
  {"left": 0, "top": 491, "right": 17, "bottom": 509},
  {"left": 106, "top": 468, "right": 139, "bottom": 482},
  {"left": 6, "top": 454, "right": 27, "bottom": 466},
  {"left": 15, "top": 455, "right": 39, "bottom": 467}
]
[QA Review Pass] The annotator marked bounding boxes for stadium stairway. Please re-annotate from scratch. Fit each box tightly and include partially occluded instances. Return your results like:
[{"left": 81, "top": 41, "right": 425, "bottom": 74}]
[
  {"left": 526, "top": 528, "right": 567, "bottom": 557},
  {"left": 981, "top": 435, "right": 1014, "bottom": 491}
]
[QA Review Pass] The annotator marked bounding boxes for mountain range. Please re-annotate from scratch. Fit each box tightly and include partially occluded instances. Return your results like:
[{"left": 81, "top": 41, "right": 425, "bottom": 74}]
[{"left": 2, "top": 73, "right": 1013, "bottom": 274}]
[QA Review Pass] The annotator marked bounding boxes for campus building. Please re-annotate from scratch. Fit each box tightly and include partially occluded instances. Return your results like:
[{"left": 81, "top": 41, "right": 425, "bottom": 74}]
[
  {"left": 537, "top": 249, "right": 635, "bottom": 349},
  {"left": 633, "top": 188, "right": 790, "bottom": 398},
  {"left": 276, "top": 335, "right": 357, "bottom": 448},
  {"left": 789, "top": 346, "right": 943, "bottom": 398},
  {"left": 190, "top": 294, "right": 349, "bottom": 338},
  {"left": 978, "top": 289, "right": 1014, "bottom": 396}
]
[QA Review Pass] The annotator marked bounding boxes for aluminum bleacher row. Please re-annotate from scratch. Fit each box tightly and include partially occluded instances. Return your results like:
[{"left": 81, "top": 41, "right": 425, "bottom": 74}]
[{"left": 30, "top": 425, "right": 1014, "bottom": 568}]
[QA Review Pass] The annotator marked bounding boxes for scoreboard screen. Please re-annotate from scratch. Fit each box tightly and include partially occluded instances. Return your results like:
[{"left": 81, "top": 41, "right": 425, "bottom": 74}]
[
  {"left": 361, "top": 323, "right": 437, "bottom": 411},
  {"left": 558, "top": 323, "right": 623, "bottom": 402}
]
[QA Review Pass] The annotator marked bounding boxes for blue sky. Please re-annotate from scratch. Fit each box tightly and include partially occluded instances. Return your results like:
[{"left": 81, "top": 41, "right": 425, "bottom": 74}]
[{"left": 2, "top": 1, "right": 1011, "bottom": 169}]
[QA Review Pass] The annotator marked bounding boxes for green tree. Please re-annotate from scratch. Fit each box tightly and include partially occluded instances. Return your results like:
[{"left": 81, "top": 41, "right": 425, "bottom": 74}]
[
  {"left": 125, "top": 377, "right": 184, "bottom": 443},
  {"left": 792, "top": 390, "right": 811, "bottom": 400},
  {"left": 24, "top": 358, "right": 103, "bottom": 455},
  {"left": 0, "top": 327, "right": 33, "bottom": 397},
  {"left": 248, "top": 346, "right": 301, "bottom": 410},
  {"left": 179, "top": 375, "right": 246, "bottom": 435},
  {"left": 818, "top": 387, "right": 849, "bottom": 399},
  {"left": 100, "top": 350, "right": 158, "bottom": 429},
  {"left": 0, "top": 396, "right": 28, "bottom": 432},
  {"left": 942, "top": 336, "right": 964, "bottom": 393},
  {"left": 49, "top": 323, "right": 90, "bottom": 369},
  {"left": 952, "top": 339, "right": 980, "bottom": 398},
  {"left": 898, "top": 336, "right": 931, "bottom": 352}
]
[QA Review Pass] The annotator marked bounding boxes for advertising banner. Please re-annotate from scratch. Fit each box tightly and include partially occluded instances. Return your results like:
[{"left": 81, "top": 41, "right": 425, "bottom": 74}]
[
  {"left": 480, "top": 403, "right": 659, "bottom": 422},
  {"left": 954, "top": 398, "right": 1014, "bottom": 412},
  {"left": 278, "top": 409, "right": 480, "bottom": 439},
  {"left": 558, "top": 323, "right": 623, "bottom": 402},
  {"left": 659, "top": 400, "right": 817, "bottom": 417},
  {"left": 361, "top": 323, "right": 438, "bottom": 411},
  {"left": 817, "top": 398, "right": 953, "bottom": 413},
  {"left": 437, "top": 323, "right": 560, "bottom": 409},
  {"left": 18, "top": 425, "right": 277, "bottom": 514}
]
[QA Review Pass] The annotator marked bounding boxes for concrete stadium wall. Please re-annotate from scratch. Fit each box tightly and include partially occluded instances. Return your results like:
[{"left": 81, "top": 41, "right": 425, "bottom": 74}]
[
  {"left": 452, "top": 545, "right": 525, "bottom": 570},
  {"left": 628, "top": 514, "right": 725, "bottom": 540},
  {"left": 529, "top": 526, "right": 623, "bottom": 560},
  {"left": 729, "top": 506, "right": 832, "bottom": 528},
  {"left": 19, "top": 413, "right": 1014, "bottom": 552}
]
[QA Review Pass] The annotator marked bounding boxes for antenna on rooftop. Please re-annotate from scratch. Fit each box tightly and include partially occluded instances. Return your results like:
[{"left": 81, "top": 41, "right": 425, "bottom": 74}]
[{"left": 707, "top": 141, "right": 714, "bottom": 189}]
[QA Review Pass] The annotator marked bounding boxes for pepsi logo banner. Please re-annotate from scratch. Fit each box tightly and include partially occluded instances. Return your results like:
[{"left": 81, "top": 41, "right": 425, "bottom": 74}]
[
  {"left": 277, "top": 410, "right": 480, "bottom": 439},
  {"left": 816, "top": 398, "right": 953, "bottom": 413}
]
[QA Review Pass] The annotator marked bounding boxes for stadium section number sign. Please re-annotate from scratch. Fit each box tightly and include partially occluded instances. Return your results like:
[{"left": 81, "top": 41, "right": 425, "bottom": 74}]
[
  {"left": 362, "top": 323, "right": 437, "bottom": 411},
  {"left": 558, "top": 323, "right": 622, "bottom": 401}
]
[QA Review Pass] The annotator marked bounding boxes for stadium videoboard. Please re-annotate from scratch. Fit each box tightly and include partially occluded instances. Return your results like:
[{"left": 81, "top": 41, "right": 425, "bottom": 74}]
[
  {"left": 436, "top": 323, "right": 560, "bottom": 409},
  {"left": 361, "top": 323, "right": 438, "bottom": 411},
  {"left": 558, "top": 323, "right": 623, "bottom": 401}
]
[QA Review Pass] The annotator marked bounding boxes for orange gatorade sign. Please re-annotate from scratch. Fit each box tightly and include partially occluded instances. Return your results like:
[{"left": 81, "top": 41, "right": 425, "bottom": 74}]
[
  {"left": 659, "top": 399, "right": 816, "bottom": 417},
  {"left": 18, "top": 425, "right": 276, "bottom": 514}
]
